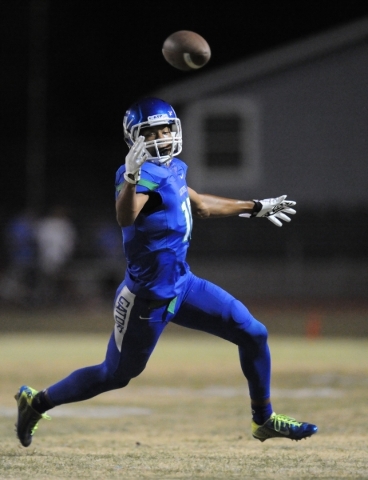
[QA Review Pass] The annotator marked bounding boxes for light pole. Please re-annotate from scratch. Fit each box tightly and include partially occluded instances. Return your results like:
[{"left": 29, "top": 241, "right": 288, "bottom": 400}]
[{"left": 26, "top": 0, "right": 48, "bottom": 214}]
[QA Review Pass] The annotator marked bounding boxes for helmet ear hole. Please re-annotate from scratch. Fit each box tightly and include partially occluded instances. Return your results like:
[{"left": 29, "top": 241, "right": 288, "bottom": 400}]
[{"left": 171, "top": 124, "right": 178, "bottom": 133}]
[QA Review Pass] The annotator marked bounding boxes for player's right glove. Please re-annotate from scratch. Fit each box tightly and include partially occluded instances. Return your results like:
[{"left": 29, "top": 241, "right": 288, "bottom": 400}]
[
  {"left": 239, "top": 195, "right": 296, "bottom": 227},
  {"left": 124, "top": 136, "right": 148, "bottom": 185}
]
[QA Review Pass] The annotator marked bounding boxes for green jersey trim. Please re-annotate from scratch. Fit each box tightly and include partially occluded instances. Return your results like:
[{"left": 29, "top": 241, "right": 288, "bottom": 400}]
[
  {"left": 115, "top": 178, "right": 159, "bottom": 193},
  {"left": 138, "top": 178, "right": 159, "bottom": 190},
  {"left": 167, "top": 296, "right": 178, "bottom": 314}
]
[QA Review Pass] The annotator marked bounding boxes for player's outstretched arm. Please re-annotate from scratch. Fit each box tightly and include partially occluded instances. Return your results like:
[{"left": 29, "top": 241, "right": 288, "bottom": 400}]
[
  {"left": 188, "top": 188, "right": 255, "bottom": 218},
  {"left": 188, "top": 189, "right": 296, "bottom": 227}
]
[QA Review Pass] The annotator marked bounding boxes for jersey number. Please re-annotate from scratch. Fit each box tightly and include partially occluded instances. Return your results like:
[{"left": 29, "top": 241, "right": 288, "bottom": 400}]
[{"left": 181, "top": 198, "right": 193, "bottom": 242}]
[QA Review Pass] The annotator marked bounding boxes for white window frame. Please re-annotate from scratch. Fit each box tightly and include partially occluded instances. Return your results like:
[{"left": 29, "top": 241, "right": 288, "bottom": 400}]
[{"left": 182, "top": 96, "right": 261, "bottom": 193}]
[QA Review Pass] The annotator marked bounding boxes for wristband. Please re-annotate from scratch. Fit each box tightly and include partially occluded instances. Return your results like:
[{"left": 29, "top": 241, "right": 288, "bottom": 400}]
[
  {"left": 251, "top": 200, "right": 262, "bottom": 216},
  {"left": 124, "top": 172, "right": 138, "bottom": 185}
]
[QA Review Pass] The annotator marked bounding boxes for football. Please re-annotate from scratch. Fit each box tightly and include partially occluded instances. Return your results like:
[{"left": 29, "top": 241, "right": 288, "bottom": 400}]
[{"left": 162, "top": 31, "right": 211, "bottom": 71}]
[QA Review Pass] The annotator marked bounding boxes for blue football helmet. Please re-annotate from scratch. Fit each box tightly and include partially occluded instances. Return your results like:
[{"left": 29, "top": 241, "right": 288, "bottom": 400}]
[{"left": 123, "top": 97, "right": 182, "bottom": 164}]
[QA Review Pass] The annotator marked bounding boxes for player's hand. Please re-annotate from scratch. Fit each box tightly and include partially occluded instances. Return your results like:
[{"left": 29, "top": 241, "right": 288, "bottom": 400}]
[
  {"left": 239, "top": 195, "right": 296, "bottom": 227},
  {"left": 124, "top": 136, "right": 148, "bottom": 184}
]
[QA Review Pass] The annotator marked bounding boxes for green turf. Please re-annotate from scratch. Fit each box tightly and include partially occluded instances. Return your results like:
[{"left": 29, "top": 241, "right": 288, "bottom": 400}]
[{"left": 1, "top": 331, "right": 368, "bottom": 478}]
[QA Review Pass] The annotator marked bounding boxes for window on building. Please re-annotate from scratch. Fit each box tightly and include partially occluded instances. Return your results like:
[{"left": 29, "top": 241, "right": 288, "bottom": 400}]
[
  {"left": 182, "top": 96, "right": 260, "bottom": 193},
  {"left": 204, "top": 114, "right": 243, "bottom": 168}
]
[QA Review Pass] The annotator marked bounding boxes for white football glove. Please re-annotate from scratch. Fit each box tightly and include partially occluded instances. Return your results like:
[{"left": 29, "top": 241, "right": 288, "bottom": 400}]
[
  {"left": 239, "top": 195, "right": 296, "bottom": 227},
  {"left": 124, "top": 136, "right": 148, "bottom": 185}
]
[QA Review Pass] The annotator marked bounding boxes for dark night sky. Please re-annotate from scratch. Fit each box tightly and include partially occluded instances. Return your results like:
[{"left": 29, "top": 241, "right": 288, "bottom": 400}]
[{"left": 1, "top": 0, "right": 368, "bottom": 218}]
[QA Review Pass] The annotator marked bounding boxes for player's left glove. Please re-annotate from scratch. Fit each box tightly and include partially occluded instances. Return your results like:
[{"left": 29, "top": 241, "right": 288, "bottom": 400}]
[
  {"left": 239, "top": 195, "right": 296, "bottom": 227},
  {"left": 124, "top": 136, "right": 148, "bottom": 185}
]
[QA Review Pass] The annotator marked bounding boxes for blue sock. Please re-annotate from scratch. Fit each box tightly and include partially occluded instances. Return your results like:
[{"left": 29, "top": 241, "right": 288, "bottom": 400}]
[{"left": 252, "top": 402, "right": 273, "bottom": 425}]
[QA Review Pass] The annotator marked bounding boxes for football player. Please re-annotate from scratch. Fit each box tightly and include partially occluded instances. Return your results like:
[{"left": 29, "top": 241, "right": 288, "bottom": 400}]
[{"left": 15, "top": 97, "right": 317, "bottom": 446}]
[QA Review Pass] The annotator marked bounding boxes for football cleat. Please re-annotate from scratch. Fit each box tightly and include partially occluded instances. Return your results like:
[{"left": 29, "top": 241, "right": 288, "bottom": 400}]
[
  {"left": 252, "top": 412, "right": 318, "bottom": 442},
  {"left": 14, "top": 385, "right": 51, "bottom": 447}
]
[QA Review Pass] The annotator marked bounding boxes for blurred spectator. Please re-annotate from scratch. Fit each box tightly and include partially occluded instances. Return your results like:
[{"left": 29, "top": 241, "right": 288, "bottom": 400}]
[
  {"left": 0, "top": 209, "right": 37, "bottom": 305},
  {"left": 34, "top": 205, "right": 77, "bottom": 305}
]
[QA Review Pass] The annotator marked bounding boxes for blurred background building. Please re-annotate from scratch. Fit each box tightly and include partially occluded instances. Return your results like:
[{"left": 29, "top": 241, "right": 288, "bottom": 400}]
[
  {"left": 1, "top": 1, "right": 367, "bottom": 316},
  {"left": 153, "top": 18, "right": 368, "bottom": 302}
]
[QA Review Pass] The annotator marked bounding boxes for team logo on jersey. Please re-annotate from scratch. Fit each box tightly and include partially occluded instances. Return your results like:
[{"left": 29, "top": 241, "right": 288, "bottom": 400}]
[
  {"left": 114, "top": 294, "right": 130, "bottom": 333},
  {"left": 113, "top": 286, "right": 136, "bottom": 352}
]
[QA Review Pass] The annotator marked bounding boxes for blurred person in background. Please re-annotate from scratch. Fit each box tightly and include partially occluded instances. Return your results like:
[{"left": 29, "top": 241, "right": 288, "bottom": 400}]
[
  {"left": 33, "top": 205, "right": 77, "bottom": 306},
  {"left": 14, "top": 97, "right": 317, "bottom": 447},
  {"left": 0, "top": 209, "right": 37, "bottom": 306}
]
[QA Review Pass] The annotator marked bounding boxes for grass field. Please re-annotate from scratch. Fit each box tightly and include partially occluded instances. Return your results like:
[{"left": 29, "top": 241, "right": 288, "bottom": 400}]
[{"left": 1, "top": 324, "right": 368, "bottom": 479}]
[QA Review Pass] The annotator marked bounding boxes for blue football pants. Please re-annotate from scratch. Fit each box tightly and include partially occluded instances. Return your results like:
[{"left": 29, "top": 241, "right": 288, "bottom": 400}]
[{"left": 47, "top": 272, "right": 271, "bottom": 405}]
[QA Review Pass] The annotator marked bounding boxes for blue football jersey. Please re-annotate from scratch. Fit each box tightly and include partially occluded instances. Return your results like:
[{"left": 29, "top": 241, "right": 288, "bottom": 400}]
[{"left": 115, "top": 158, "right": 193, "bottom": 299}]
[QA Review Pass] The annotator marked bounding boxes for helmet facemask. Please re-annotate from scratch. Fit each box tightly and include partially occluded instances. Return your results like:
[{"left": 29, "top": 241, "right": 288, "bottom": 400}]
[
  {"left": 123, "top": 98, "right": 183, "bottom": 165},
  {"left": 130, "top": 117, "right": 182, "bottom": 165}
]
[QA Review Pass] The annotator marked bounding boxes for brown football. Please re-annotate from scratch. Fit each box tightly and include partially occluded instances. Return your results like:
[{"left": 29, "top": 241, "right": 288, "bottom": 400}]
[{"left": 162, "top": 30, "right": 211, "bottom": 71}]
